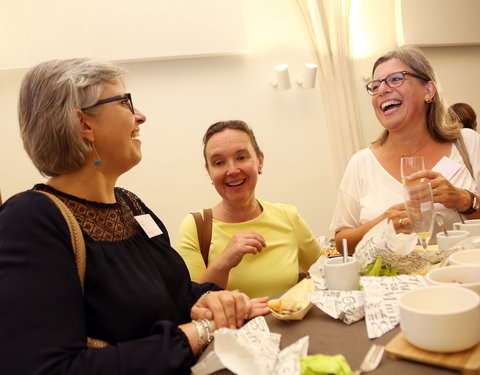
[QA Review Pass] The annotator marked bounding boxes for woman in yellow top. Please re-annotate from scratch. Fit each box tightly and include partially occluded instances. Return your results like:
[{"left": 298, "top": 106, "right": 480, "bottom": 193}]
[{"left": 176, "top": 120, "right": 324, "bottom": 298}]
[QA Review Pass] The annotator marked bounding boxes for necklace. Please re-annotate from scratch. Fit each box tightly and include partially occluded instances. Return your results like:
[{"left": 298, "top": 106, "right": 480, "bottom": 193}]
[{"left": 400, "top": 137, "right": 430, "bottom": 158}]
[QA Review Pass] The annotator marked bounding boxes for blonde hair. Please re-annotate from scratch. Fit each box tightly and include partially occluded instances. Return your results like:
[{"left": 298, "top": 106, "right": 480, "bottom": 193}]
[
  {"left": 371, "top": 46, "right": 459, "bottom": 145},
  {"left": 19, "top": 58, "right": 126, "bottom": 177}
]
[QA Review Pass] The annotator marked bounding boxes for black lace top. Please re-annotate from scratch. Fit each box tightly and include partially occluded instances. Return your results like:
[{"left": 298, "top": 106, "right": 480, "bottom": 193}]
[
  {"left": 0, "top": 184, "right": 220, "bottom": 375},
  {"left": 37, "top": 184, "right": 146, "bottom": 241}
]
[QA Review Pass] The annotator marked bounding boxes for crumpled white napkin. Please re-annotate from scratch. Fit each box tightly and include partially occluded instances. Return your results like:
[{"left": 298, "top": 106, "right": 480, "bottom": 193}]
[
  {"left": 354, "top": 218, "right": 418, "bottom": 264},
  {"left": 191, "top": 316, "right": 309, "bottom": 375},
  {"left": 354, "top": 218, "right": 455, "bottom": 274}
]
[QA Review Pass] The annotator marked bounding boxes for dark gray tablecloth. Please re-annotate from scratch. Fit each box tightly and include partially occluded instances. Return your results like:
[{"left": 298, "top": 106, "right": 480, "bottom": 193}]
[{"left": 203, "top": 305, "right": 458, "bottom": 374}]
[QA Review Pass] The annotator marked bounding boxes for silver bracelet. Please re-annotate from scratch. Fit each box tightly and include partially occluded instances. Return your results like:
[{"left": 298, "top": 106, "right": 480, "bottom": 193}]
[
  {"left": 200, "top": 319, "right": 214, "bottom": 344},
  {"left": 192, "top": 320, "right": 206, "bottom": 348}
]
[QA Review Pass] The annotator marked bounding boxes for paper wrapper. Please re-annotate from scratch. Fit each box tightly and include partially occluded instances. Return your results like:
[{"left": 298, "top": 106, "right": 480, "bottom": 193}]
[
  {"left": 269, "top": 278, "right": 315, "bottom": 320},
  {"left": 308, "top": 255, "right": 328, "bottom": 290},
  {"left": 191, "top": 316, "right": 309, "bottom": 375},
  {"left": 275, "top": 336, "right": 309, "bottom": 375},
  {"left": 354, "top": 218, "right": 456, "bottom": 274},
  {"left": 307, "top": 291, "right": 365, "bottom": 324},
  {"left": 305, "top": 252, "right": 434, "bottom": 340},
  {"left": 307, "top": 256, "right": 364, "bottom": 324},
  {"left": 361, "top": 275, "right": 428, "bottom": 339}
]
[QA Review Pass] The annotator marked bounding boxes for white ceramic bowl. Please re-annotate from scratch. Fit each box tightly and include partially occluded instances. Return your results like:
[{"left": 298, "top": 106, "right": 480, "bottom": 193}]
[
  {"left": 399, "top": 286, "right": 480, "bottom": 352},
  {"left": 426, "top": 265, "right": 480, "bottom": 295},
  {"left": 449, "top": 249, "right": 480, "bottom": 266}
]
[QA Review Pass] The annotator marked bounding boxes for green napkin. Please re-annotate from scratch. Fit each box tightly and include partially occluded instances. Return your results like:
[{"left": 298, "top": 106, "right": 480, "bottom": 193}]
[{"left": 301, "top": 354, "right": 354, "bottom": 375}]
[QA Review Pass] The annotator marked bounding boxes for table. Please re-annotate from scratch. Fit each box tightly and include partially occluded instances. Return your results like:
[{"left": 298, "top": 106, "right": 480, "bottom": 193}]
[{"left": 204, "top": 305, "right": 458, "bottom": 374}]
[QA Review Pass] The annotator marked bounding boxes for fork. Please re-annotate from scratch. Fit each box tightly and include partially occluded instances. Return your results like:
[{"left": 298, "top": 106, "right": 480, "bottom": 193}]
[{"left": 354, "top": 344, "right": 385, "bottom": 375}]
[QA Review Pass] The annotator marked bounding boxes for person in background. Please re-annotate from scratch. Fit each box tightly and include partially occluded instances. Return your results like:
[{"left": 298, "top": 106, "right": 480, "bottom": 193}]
[
  {"left": 331, "top": 46, "right": 480, "bottom": 253},
  {"left": 450, "top": 102, "right": 477, "bottom": 131},
  {"left": 0, "top": 59, "right": 269, "bottom": 375},
  {"left": 175, "top": 120, "right": 325, "bottom": 298}
]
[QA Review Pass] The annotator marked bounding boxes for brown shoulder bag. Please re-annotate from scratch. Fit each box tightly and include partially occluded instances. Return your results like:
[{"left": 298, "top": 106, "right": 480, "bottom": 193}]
[
  {"left": 191, "top": 209, "right": 213, "bottom": 266},
  {"left": 39, "top": 191, "right": 109, "bottom": 348},
  {"left": 454, "top": 132, "right": 474, "bottom": 179}
]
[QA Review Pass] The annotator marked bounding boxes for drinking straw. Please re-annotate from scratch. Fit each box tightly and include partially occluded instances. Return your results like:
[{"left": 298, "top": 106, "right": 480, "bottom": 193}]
[{"left": 342, "top": 238, "right": 348, "bottom": 263}]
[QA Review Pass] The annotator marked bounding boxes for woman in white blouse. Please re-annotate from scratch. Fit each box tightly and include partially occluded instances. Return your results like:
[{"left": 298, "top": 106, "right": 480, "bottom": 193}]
[{"left": 331, "top": 46, "right": 480, "bottom": 253}]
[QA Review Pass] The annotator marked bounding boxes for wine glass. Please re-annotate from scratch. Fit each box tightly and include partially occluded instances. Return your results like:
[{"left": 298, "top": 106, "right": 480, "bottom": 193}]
[
  {"left": 403, "top": 181, "right": 435, "bottom": 249},
  {"left": 400, "top": 156, "right": 425, "bottom": 185}
]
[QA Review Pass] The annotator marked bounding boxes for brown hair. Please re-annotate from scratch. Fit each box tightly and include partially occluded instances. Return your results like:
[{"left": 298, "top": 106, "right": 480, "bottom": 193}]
[
  {"left": 371, "top": 46, "right": 459, "bottom": 145},
  {"left": 450, "top": 103, "right": 477, "bottom": 131},
  {"left": 202, "top": 120, "right": 262, "bottom": 166}
]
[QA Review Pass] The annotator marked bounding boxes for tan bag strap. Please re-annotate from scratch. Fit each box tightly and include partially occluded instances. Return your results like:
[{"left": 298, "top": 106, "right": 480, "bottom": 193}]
[
  {"left": 191, "top": 209, "right": 212, "bottom": 266},
  {"left": 38, "top": 191, "right": 109, "bottom": 348},
  {"left": 455, "top": 133, "right": 474, "bottom": 180}
]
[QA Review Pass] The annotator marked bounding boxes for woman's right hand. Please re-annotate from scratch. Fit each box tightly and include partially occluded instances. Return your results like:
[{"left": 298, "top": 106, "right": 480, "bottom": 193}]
[
  {"left": 198, "top": 231, "right": 266, "bottom": 288},
  {"left": 218, "top": 231, "right": 266, "bottom": 270},
  {"left": 336, "top": 202, "right": 412, "bottom": 253}
]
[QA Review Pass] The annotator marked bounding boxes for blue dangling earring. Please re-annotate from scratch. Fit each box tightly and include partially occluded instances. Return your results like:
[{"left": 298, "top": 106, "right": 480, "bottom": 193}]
[{"left": 91, "top": 142, "right": 102, "bottom": 167}]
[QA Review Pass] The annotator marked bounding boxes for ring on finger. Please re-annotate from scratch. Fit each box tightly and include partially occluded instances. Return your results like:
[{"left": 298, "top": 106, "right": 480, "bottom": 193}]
[{"left": 399, "top": 217, "right": 404, "bottom": 227}]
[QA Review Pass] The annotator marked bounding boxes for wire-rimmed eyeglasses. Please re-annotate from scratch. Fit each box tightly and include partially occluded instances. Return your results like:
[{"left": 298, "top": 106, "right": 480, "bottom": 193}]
[
  {"left": 81, "top": 93, "right": 134, "bottom": 114},
  {"left": 365, "top": 71, "right": 429, "bottom": 95}
]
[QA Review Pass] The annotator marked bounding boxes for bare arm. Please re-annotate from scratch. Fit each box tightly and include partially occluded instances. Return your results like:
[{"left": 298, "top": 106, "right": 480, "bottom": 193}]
[
  {"left": 335, "top": 202, "right": 412, "bottom": 254},
  {"left": 190, "top": 291, "right": 269, "bottom": 329}
]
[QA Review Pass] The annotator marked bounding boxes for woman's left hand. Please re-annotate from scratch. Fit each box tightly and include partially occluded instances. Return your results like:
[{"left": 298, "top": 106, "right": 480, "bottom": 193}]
[
  {"left": 408, "top": 170, "right": 469, "bottom": 210},
  {"left": 191, "top": 291, "right": 269, "bottom": 329}
]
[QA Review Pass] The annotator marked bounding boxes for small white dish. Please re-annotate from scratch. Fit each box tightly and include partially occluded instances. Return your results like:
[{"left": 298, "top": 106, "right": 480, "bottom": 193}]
[
  {"left": 426, "top": 265, "right": 480, "bottom": 295},
  {"left": 449, "top": 249, "right": 480, "bottom": 266}
]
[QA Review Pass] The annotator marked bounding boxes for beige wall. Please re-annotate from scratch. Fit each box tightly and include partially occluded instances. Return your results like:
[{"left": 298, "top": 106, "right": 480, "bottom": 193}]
[
  {"left": 349, "top": 0, "right": 399, "bottom": 144},
  {"left": 0, "top": 0, "right": 337, "bottom": 242},
  {"left": 423, "top": 46, "right": 480, "bottom": 113},
  {"left": 350, "top": 0, "right": 480, "bottom": 145},
  {"left": 1, "top": 0, "right": 479, "bottom": 243}
]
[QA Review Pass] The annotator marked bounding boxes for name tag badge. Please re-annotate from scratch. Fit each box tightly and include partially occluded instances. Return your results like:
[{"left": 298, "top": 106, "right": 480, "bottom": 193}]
[
  {"left": 432, "top": 156, "right": 461, "bottom": 180},
  {"left": 134, "top": 214, "right": 163, "bottom": 238}
]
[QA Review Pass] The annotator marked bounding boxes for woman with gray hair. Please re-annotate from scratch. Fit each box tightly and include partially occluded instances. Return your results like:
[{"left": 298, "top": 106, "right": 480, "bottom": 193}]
[
  {"left": 331, "top": 46, "right": 480, "bottom": 253},
  {"left": 0, "top": 59, "right": 268, "bottom": 375}
]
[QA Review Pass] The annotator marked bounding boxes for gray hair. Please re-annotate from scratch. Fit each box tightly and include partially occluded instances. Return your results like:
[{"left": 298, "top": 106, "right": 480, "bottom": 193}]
[
  {"left": 19, "top": 58, "right": 126, "bottom": 177},
  {"left": 372, "top": 46, "right": 459, "bottom": 145}
]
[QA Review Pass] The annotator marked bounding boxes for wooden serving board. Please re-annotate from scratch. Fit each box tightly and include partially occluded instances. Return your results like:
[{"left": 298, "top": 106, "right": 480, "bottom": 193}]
[{"left": 386, "top": 332, "right": 480, "bottom": 375}]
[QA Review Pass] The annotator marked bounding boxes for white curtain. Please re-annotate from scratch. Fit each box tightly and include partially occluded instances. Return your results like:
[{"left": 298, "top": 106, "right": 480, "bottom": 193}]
[{"left": 296, "top": 0, "right": 364, "bottom": 183}]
